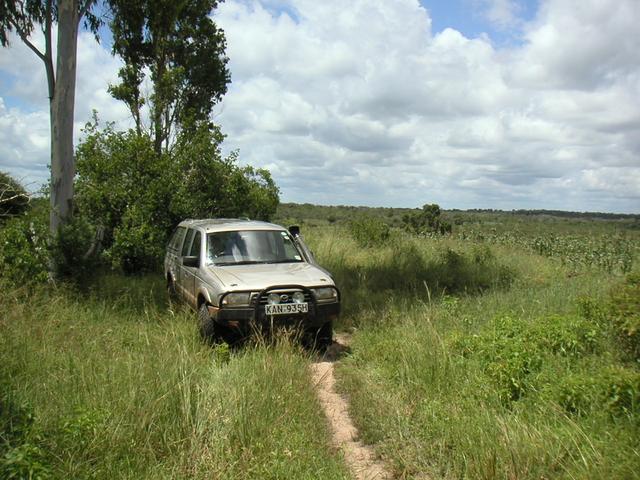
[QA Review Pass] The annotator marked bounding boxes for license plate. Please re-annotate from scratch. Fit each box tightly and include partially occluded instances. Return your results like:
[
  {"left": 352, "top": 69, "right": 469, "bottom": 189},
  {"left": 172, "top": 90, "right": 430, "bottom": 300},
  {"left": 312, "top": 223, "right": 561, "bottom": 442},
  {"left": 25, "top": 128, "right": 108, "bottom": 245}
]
[{"left": 265, "top": 303, "right": 308, "bottom": 315}]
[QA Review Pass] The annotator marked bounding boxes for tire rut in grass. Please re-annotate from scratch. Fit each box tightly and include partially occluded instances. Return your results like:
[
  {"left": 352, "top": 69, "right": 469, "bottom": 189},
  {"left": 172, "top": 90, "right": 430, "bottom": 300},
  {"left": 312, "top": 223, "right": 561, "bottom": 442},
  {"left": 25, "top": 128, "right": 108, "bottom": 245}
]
[{"left": 310, "top": 333, "right": 393, "bottom": 480}]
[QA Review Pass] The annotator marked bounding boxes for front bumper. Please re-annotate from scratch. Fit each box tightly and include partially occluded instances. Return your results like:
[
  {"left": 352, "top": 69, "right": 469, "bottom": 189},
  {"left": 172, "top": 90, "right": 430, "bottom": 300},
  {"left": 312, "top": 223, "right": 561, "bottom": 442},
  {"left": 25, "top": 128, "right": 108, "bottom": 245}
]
[{"left": 213, "top": 285, "right": 340, "bottom": 331}]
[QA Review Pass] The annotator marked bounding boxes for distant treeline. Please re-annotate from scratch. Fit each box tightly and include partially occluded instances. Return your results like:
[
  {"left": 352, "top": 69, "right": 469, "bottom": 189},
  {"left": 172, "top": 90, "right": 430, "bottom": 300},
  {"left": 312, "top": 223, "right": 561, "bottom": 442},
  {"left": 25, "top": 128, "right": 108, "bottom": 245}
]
[
  {"left": 277, "top": 202, "right": 639, "bottom": 221},
  {"left": 455, "top": 208, "right": 640, "bottom": 220}
]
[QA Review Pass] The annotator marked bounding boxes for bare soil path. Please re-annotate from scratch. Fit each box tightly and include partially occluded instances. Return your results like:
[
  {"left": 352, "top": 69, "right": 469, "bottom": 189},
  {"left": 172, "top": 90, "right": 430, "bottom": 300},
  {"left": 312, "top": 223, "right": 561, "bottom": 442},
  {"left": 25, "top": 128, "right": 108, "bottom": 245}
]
[{"left": 310, "top": 333, "right": 393, "bottom": 480}]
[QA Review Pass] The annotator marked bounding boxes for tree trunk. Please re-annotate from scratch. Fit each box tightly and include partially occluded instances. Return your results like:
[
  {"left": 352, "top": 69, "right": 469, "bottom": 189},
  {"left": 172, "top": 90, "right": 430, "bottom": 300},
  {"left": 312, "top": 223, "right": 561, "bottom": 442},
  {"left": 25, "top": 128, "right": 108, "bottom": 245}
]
[
  {"left": 49, "top": 0, "right": 79, "bottom": 238},
  {"left": 152, "top": 54, "right": 166, "bottom": 155}
]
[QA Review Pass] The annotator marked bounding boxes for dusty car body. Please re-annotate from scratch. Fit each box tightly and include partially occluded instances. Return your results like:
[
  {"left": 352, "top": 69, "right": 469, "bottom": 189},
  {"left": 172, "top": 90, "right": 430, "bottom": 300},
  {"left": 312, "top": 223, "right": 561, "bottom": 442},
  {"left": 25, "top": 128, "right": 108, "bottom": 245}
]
[{"left": 164, "top": 219, "right": 339, "bottom": 347}]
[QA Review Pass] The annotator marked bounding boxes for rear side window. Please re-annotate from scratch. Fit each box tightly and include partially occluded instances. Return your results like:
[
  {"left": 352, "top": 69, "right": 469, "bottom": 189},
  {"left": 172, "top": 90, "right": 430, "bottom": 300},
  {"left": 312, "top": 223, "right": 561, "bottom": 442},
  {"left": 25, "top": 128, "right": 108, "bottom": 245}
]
[
  {"left": 182, "top": 229, "right": 196, "bottom": 256},
  {"left": 170, "top": 227, "right": 187, "bottom": 251},
  {"left": 189, "top": 232, "right": 201, "bottom": 258}
]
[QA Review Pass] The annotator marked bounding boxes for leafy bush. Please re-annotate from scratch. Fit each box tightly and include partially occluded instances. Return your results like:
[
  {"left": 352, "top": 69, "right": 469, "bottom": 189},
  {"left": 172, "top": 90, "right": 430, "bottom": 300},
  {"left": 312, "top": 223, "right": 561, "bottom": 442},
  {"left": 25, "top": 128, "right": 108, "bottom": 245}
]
[
  {"left": 0, "top": 203, "right": 100, "bottom": 286},
  {"left": 0, "top": 388, "right": 51, "bottom": 480},
  {"left": 1, "top": 442, "right": 51, "bottom": 480},
  {"left": 0, "top": 214, "right": 49, "bottom": 285},
  {"left": 551, "top": 366, "right": 640, "bottom": 417},
  {"left": 608, "top": 272, "right": 640, "bottom": 361},
  {"left": 109, "top": 204, "right": 168, "bottom": 273},
  {"left": 348, "top": 216, "right": 391, "bottom": 247},
  {"left": 455, "top": 314, "right": 603, "bottom": 404},
  {"left": 50, "top": 216, "right": 101, "bottom": 280},
  {"left": 75, "top": 120, "right": 280, "bottom": 273},
  {"left": 0, "top": 171, "right": 30, "bottom": 221},
  {"left": 430, "top": 245, "right": 515, "bottom": 293},
  {"left": 402, "top": 203, "right": 452, "bottom": 235}
]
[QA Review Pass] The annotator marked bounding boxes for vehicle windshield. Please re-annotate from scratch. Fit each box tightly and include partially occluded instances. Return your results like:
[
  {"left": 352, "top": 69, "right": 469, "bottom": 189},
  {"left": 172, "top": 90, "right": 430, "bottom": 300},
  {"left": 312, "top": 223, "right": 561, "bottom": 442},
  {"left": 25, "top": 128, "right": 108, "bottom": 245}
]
[{"left": 207, "top": 230, "right": 304, "bottom": 266}]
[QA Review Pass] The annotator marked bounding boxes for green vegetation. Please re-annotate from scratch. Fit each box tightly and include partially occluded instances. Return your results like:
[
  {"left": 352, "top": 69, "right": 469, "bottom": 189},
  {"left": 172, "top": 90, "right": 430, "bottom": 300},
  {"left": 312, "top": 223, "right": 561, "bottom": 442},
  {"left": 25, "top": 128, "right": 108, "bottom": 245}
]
[
  {"left": 107, "top": 0, "right": 230, "bottom": 155},
  {"left": 402, "top": 203, "right": 452, "bottom": 235},
  {"left": 348, "top": 216, "right": 391, "bottom": 248},
  {"left": 0, "top": 198, "right": 50, "bottom": 285},
  {"left": 76, "top": 120, "right": 279, "bottom": 273},
  {"left": 2, "top": 201, "right": 639, "bottom": 478},
  {"left": 298, "top": 208, "right": 639, "bottom": 479},
  {"left": 0, "top": 277, "right": 348, "bottom": 479},
  {"left": 278, "top": 203, "right": 639, "bottom": 275},
  {"left": 0, "top": 121, "right": 280, "bottom": 281},
  {"left": 0, "top": 171, "right": 30, "bottom": 220},
  {"left": 308, "top": 226, "right": 515, "bottom": 318}
]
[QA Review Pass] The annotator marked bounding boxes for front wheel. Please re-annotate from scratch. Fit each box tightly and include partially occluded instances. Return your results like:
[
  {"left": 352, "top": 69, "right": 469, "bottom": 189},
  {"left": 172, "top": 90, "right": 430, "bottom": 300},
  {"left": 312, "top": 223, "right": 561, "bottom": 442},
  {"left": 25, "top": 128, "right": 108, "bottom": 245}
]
[
  {"left": 311, "top": 320, "right": 333, "bottom": 352},
  {"left": 167, "top": 277, "right": 178, "bottom": 302},
  {"left": 198, "top": 303, "right": 218, "bottom": 341}
]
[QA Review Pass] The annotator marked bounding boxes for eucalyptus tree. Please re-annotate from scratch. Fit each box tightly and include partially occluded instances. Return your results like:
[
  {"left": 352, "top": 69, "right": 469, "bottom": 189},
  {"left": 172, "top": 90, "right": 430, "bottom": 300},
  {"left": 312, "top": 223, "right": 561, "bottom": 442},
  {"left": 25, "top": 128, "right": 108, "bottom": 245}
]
[
  {"left": 0, "top": 0, "right": 99, "bottom": 248},
  {"left": 107, "top": 0, "right": 230, "bottom": 154}
]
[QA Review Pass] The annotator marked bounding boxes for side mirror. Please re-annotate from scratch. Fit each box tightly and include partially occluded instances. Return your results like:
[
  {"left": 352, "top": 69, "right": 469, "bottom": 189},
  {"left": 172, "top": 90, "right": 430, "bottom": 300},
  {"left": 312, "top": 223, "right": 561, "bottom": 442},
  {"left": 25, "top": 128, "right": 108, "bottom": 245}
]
[
  {"left": 288, "top": 225, "right": 300, "bottom": 237},
  {"left": 182, "top": 255, "right": 199, "bottom": 268}
]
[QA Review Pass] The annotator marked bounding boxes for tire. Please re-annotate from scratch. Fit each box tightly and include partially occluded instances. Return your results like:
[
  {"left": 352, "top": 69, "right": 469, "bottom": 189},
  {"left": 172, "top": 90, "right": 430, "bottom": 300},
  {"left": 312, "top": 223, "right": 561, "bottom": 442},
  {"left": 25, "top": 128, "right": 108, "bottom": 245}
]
[
  {"left": 167, "top": 277, "right": 178, "bottom": 302},
  {"left": 312, "top": 320, "right": 333, "bottom": 352},
  {"left": 198, "top": 302, "right": 218, "bottom": 341}
]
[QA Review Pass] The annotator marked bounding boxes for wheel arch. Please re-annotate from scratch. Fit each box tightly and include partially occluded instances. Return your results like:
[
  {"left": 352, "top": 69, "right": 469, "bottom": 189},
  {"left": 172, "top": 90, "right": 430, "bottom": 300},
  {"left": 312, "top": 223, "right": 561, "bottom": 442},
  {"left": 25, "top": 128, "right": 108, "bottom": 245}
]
[{"left": 197, "top": 289, "right": 212, "bottom": 308}]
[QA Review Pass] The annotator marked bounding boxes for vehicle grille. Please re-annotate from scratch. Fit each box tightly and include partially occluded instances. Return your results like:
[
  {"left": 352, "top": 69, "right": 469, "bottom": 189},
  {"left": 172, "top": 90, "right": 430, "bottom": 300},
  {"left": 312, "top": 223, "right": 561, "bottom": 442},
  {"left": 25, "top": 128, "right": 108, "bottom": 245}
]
[{"left": 255, "top": 289, "right": 312, "bottom": 306}]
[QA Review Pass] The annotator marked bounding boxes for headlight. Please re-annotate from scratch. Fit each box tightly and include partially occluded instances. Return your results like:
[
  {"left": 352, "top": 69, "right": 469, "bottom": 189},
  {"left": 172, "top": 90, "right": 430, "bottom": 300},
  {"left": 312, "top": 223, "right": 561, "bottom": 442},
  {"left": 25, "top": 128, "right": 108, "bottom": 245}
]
[
  {"left": 292, "top": 291, "right": 305, "bottom": 303},
  {"left": 313, "top": 287, "right": 338, "bottom": 302},
  {"left": 267, "top": 293, "right": 281, "bottom": 305},
  {"left": 221, "top": 292, "right": 252, "bottom": 307}
]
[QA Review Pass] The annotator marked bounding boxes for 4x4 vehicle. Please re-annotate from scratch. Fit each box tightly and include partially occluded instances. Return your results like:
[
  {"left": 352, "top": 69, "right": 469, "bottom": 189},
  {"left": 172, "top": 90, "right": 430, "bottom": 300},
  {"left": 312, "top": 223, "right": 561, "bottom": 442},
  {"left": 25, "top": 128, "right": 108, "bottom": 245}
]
[{"left": 164, "top": 219, "right": 340, "bottom": 348}]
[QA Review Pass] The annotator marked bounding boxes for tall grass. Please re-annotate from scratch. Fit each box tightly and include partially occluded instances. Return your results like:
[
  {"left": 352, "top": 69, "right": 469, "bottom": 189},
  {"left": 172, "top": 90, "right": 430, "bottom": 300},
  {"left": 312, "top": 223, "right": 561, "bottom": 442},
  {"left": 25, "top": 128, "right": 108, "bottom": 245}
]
[
  {"left": 305, "top": 226, "right": 516, "bottom": 323},
  {"left": 0, "top": 276, "right": 349, "bottom": 479},
  {"left": 309, "top": 224, "right": 640, "bottom": 479}
]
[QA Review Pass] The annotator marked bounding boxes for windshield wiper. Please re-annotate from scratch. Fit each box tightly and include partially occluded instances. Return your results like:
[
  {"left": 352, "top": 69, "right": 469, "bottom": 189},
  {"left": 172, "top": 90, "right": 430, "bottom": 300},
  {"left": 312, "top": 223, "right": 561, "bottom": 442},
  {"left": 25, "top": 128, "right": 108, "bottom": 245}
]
[
  {"left": 266, "top": 259, "right": 302, "bottom": 264},
  {"left": 214, "top": 260, "right": 266, "bottom": 266}
]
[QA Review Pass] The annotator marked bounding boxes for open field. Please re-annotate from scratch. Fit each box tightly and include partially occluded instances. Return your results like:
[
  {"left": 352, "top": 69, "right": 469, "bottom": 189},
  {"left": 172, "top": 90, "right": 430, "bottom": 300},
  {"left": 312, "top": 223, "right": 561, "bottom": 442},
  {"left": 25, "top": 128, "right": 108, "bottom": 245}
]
[
  {"left": 0, "top": 278, "right": 349, "bottom": 479},
  {"left": 2, "top": 207, "right": 639, "bottom": 478}
]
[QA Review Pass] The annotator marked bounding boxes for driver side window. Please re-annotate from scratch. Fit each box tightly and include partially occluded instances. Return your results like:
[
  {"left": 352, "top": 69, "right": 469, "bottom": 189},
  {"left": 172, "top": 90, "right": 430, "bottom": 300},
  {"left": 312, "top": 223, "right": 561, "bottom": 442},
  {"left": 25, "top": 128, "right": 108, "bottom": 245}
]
[
  {"left": 182, "top": 229, "right": 195, "bottom": 256},
  {"left": 190, "top": 232, "right": 201, "bottom": 258}
]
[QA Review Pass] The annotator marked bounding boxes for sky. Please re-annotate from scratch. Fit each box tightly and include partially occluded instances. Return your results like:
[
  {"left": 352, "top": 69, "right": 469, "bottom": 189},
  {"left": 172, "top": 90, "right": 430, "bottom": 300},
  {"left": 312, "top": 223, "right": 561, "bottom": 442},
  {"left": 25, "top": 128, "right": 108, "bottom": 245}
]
[{"left": 0, "top": 0, "right": 639, "bottom": 213}]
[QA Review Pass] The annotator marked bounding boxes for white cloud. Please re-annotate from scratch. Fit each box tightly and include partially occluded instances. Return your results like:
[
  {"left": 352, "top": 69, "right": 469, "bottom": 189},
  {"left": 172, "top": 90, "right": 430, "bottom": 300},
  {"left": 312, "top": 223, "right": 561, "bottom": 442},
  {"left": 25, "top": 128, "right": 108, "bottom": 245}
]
[
  {"left": 213, "top": 0, "right": 640, "bottom": 212},
  {"left": 0, "top": 27, "right": 130, "bottom": 190},
  {"left": 476, "top": 0, "right": 525, "bottom": 30},
  {"left": 513, "top": 0, "right": 640, "bottom": 89},
  {"left": 0, "top": 97, "right": 50, "bottom": 187},
  {"left": 1, "top": 0, "right": 639, "bottom": 212}
]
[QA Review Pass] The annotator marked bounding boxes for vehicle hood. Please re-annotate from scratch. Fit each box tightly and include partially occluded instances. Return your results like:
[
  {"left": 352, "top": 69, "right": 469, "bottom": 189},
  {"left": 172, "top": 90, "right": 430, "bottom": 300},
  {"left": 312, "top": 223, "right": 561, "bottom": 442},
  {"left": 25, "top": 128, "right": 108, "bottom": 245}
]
[{"left": 207, "top": 262, "right": 334, "bottom": 290}]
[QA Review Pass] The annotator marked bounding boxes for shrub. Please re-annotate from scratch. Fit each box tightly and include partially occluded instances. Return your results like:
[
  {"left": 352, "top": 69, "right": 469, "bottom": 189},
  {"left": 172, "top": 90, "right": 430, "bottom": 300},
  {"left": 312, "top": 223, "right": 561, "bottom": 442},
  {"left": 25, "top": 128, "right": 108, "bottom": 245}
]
[
  {"left": 349, "top": 216, "right": 391, "bottom": 248},
  {"left": 0, "top": 442, "right": 51, "bottom": 480},
  {"left": 608, "top": 273, "right": 640, "bottom": 361},
  {"left": 553, "top": 366, "right": 640, "bottom": 417},
  {"left": 402, "top": 203, "right": 452, "bottom": 235},
  {"left": 455, "top": 314, "right": 603, "bottom": 404},
  {"left": 0, "top": 201, "right": 102, "bottom": 286},
  {"left": 0, "top": 389, "right": 51, "bottom": 480},
  {"left": 0, "top": 171, "right": 30, "bottom": 221},
  {"left": 50, "top": 216, "right": 101, "bottom": 280},
  {"left": 0, "top": 214, "right": 49, "bottom": 285},
  {"left": 109, "top": 205, "right": 167, "bottom": 273},
  {"left": 432, "top": 246, "right": 515, "bottom": 293},
  {"left": 75, "top": 120, "right": 280, "bottom": 273}
]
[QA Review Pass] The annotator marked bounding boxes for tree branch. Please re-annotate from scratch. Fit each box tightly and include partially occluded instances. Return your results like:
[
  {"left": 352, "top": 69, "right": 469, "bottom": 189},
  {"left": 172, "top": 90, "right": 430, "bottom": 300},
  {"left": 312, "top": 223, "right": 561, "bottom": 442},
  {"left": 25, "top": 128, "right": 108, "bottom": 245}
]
[
  {"left": 44, "top": 0, "right": 55, "bottom": 99},
  {"left": 7, "top": 18, "right": 47, "bottom": 64},
  {"left": 79, "top": 0, "right": 94, "bottom": 20},
  {"left": 0, "top": 192, "right": 30, "bottom": 205}
]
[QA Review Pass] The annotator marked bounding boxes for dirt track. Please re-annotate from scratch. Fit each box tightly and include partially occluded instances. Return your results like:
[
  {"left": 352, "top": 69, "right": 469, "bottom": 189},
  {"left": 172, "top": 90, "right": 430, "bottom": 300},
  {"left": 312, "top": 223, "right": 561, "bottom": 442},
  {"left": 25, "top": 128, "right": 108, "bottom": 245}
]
[{"left": 310, "top": 333, "right": 393, "bottom": 480}]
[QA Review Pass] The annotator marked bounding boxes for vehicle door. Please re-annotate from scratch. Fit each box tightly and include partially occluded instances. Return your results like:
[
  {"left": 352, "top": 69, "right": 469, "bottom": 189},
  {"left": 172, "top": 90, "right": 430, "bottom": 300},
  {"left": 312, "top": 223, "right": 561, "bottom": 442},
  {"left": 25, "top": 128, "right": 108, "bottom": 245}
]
[
  {"left": 178, "top": 228, "right": 196, "bottom": 299},
  {"left": 181, "top": 229, "right": 201, "bottom": 309},
  {"left": 167, "top": 226, "right": 187, "bottom": 286}
]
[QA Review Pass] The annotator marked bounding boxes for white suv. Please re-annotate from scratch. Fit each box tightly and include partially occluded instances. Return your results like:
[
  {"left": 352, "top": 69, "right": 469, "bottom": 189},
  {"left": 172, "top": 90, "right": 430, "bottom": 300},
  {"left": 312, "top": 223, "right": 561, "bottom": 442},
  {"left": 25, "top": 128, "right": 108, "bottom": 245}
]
[{"left": 164, "top": 219, "right": 339, "bottom": 348}]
